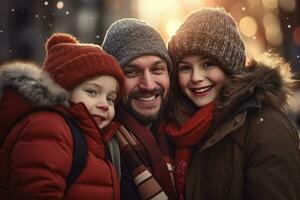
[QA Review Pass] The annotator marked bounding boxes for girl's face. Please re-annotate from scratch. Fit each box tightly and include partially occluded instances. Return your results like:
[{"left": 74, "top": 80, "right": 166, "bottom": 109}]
[
  {"left": 178, "top": 55, "right": 226, "bottom": 107},
  {"left": 70, "top": 75, "right": 118, "bottom": 129}
]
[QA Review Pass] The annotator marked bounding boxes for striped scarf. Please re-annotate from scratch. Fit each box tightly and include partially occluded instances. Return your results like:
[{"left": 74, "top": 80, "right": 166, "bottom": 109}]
[{"left": 115, "top": 108, "right": 176, "bottom": 200}]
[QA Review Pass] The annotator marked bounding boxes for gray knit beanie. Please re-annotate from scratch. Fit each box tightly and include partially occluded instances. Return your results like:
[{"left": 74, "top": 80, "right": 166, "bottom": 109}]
[
  {"left": 168, "top": 7, "right": 246, "bottom": 74},
  {"left": 102, "top": 18, "right": 172, "bottom": 71}
]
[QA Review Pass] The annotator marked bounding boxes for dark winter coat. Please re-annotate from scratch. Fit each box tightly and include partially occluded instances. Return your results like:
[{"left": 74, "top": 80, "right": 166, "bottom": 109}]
[
  {"left": 185, "top": 55, "right": 300, "bottom": 200},
  {"left": 0, "top": 62, "right": 120, "bottom": 200}
]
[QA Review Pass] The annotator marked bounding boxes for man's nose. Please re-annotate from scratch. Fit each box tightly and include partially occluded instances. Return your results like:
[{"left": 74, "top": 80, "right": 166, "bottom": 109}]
[{"left": 139, "top": 71, "right": 156, "bottom": 90}]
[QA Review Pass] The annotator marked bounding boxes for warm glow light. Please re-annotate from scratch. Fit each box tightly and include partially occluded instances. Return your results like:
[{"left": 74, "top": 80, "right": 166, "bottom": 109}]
[
  {"left": 166, "top": 19, "right": 181, "bottom": 39},
  {"left": 57, "top": 1, "right": 64, "bottom": 9},
  {"left": 263, "top": 13, "right": 280, "bottom": 28},
  {"left": 229, "top": 2, "right": 246, "bottom": 20},
  {"left": 292, "top": 27, "right": 300, "bottom": 46},
  {"left": 246, "top": 0, "right": 261, "bottom": 7},
  {"left": 245, "top": 37, "right": 266, "bottom": 58},
  {"left": 239, "top": 16, "right": 257, "bottom": 37},
  {"left": 262, "top": 0, "right": 278, "bottom": 10},
  {"left": 265, "top": 24, "right": 283, "bottom": 46},
  {"left": 278, "top": 0, "right": 296, "bottom": 12},
  {"left": 137, "top": 0, "right": 181, "bottom": 23}
]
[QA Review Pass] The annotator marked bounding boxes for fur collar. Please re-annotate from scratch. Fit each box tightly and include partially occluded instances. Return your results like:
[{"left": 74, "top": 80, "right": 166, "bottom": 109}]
[
  {"left": 0, "top": 61, "right": 68, "bottom": 107},
  {"left": 219, "top": 53, "right": 295, "bottom": 112}
]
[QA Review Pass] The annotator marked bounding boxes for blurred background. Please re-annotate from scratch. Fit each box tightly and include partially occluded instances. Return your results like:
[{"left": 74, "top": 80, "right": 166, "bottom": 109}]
[{"left": 1, "top": 0, "right": 300, "bottom": 127}]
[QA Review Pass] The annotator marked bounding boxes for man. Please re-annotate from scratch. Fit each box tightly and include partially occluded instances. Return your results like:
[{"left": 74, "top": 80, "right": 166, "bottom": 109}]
[{"left": 102, "top": 18, "right": 175, "bottom": 200}]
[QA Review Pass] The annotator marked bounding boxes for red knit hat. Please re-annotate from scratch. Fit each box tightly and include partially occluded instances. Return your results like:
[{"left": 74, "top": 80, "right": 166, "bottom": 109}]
[{"left": 42, "top": 33, "right": 125, "bottom": 95}]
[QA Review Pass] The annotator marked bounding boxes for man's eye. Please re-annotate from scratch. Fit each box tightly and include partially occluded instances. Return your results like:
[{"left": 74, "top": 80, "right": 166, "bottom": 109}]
[
  {"left": 152, "top": 66, "right": 167, "bottom": 74},
  {"left": 85, "top": 89, "right": 97, "bottom": 96},
  {"left": 124, "top": 70, "right": 139, "bottom": 78},
  {"left": 179, "top": 65, "right": 192, "bottom": 72}
]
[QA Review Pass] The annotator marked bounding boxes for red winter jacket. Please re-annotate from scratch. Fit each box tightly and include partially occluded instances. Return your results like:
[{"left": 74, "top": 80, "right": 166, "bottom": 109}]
[{"left": 0, "top": 62, "right": 120, "bottom": 200}]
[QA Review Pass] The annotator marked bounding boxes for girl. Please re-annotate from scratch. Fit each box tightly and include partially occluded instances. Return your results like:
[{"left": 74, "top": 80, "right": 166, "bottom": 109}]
[
  {"left": 167, "top": 7, "right": 300, "bottom": 200},
  {"left": 0, "top": 33, "right": 124, "bottom": 200}
]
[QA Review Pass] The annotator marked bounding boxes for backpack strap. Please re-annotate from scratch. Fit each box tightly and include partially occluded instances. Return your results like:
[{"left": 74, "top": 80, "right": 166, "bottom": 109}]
[{"left": 62, "top": 115, "right": 88, "bottom": 191}]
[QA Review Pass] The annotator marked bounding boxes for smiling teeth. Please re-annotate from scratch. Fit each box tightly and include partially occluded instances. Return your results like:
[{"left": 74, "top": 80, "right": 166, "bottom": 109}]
[
  {"left": 193, "top": 87, "right": 212, "bottom": 93},
  {"left": 138, "top": 96, "right": 156, "bottom": 101}
]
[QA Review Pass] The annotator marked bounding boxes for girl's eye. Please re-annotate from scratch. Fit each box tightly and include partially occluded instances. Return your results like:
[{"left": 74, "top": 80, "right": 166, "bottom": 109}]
[
  {"left": 202, "top": 61, "right": 215, "bottom": 68},
  {"left": 178, "top": 65, "right": 192, "bottom": 72},
  {"left": 85, "top": 88, "right": 97, "bottom": 96}
]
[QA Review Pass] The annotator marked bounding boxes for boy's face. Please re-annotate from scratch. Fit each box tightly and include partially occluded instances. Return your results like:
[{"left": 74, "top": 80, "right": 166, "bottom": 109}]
[
  {"left": 70, "top": 75, "right": 118, "bottom": 129},
  {"left": 178, "top": 55, "right": 226, "bottom": 107}
]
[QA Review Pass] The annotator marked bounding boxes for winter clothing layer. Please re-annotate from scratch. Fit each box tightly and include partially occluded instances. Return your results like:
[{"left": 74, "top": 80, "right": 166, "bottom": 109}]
[
  {"left": 0, "top": 62, "right": 120, "bottom": 200},
  {"left": 185, "top": 55, "right": 300, "bottom": 200},
  {"left": 102, "top": 18, "right": 172, "bottom": 71},
  {"left": 115, "top": 107, "right": 176, "bottom": 200},
  {"left": 42, "top": 33, "right": 125, "bottom": 92},
  {"left": 165, "top": 101, "right": 215, "bottom": 200},
  {"left": 168, "top": 7, "right": 246, "bottom": 75}
]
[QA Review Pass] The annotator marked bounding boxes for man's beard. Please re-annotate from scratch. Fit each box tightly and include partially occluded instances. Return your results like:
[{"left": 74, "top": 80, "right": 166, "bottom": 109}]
[{"left": 123, "top": 87, "right": 166, "bottom": 126}]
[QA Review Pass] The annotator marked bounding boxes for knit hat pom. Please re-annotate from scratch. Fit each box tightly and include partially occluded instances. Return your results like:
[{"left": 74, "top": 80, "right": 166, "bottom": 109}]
[{"left": 46, "top": 33, "right": 78, "bottom": 52}]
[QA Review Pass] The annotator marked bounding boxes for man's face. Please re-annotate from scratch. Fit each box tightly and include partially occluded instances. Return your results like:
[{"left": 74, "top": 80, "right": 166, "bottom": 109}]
[{"left": 122, "top": 55, "right": 170, "bottom": 126}]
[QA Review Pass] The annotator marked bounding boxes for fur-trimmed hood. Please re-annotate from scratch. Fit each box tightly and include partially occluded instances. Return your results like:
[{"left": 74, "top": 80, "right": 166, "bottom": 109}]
[
  {"left": 0, "top": 61, "right": 68, "bottom": 139},
  {"left": 0, "top": 61, "right": 68, "bottom": 107},
  {"left": 219, "top": 53, "right": 296, "bottom": 112}
]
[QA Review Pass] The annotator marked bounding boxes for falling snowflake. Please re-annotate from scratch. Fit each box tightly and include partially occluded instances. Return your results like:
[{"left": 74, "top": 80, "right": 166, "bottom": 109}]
[
  {"left": 44, "top": 1, "right": 48, "bottom": 6},
  {"left": 96, "top": 35, "right": 100, "bottom": 39},
  {"left": 297, "top": 55, "right": 300, "bottom": 59},
  {"left": 252, "top": 36, "right": 256, "bottom": 40},
  {"left": 48, "top": 23, "right": 54, "bottom": 27},
  {"left": 242, "top": 7, "right": 246, "bottom": 11},
  {"left": 9, "top": 49, "right": 13, "bottom": 53},
  {"left": 0, "top": 30, "right": 3, "bottom": 33},
  {"left": 286, "top": 17, "right": 289, "bottom": 20},
  {"left": 66, "top": 11, "right": 69, "bottom": 15},
  {"left": 35, "top": 14, "right": 39, "bottom": 18},
  {"left": 288, "top": 24, "right": 292, "bottom": 29}
]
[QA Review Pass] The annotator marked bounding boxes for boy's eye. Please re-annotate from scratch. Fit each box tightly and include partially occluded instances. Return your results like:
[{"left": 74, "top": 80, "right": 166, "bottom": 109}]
[
  {"left": 85, "top": 88, "right": 97, "bottom": 96},
  {"left": 107, "top": 96, "right": 116, "bottom": 104},
  {"left": 178, "top": 65, "right": 192, "bottom": 72}
]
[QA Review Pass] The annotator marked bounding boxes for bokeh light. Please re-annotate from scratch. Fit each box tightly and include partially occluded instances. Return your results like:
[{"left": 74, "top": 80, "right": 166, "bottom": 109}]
[
  {"left": 262, "top": 12, "right": 282, "bottom": 45},
  {"left": 292, "top": 26, "right": 300, "bottom": 46},
  {"left": 278, "top": 0, "right": 296, "bottom": 12},
  {"left": 265, "top": 24, "right": 283, "bottom": 45},
  {"left": 239, "top": 16, "right": 258, "bottom": 37},
  {"left": 262, "top": 0, "right": 278, "bottom": 10},
  {"left": 57, "top": 1, "right": 64, "bottom": 9}
]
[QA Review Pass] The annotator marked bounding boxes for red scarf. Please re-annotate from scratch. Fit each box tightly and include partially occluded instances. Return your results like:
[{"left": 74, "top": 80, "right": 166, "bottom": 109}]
[{"left": 166, "top": 102, "right": 215, "bottom": 200}]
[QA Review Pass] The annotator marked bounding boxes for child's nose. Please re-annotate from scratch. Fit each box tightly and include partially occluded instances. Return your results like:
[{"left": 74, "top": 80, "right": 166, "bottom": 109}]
[{"left": 96, "top": 102, "right": 109, "bottom": 111}]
